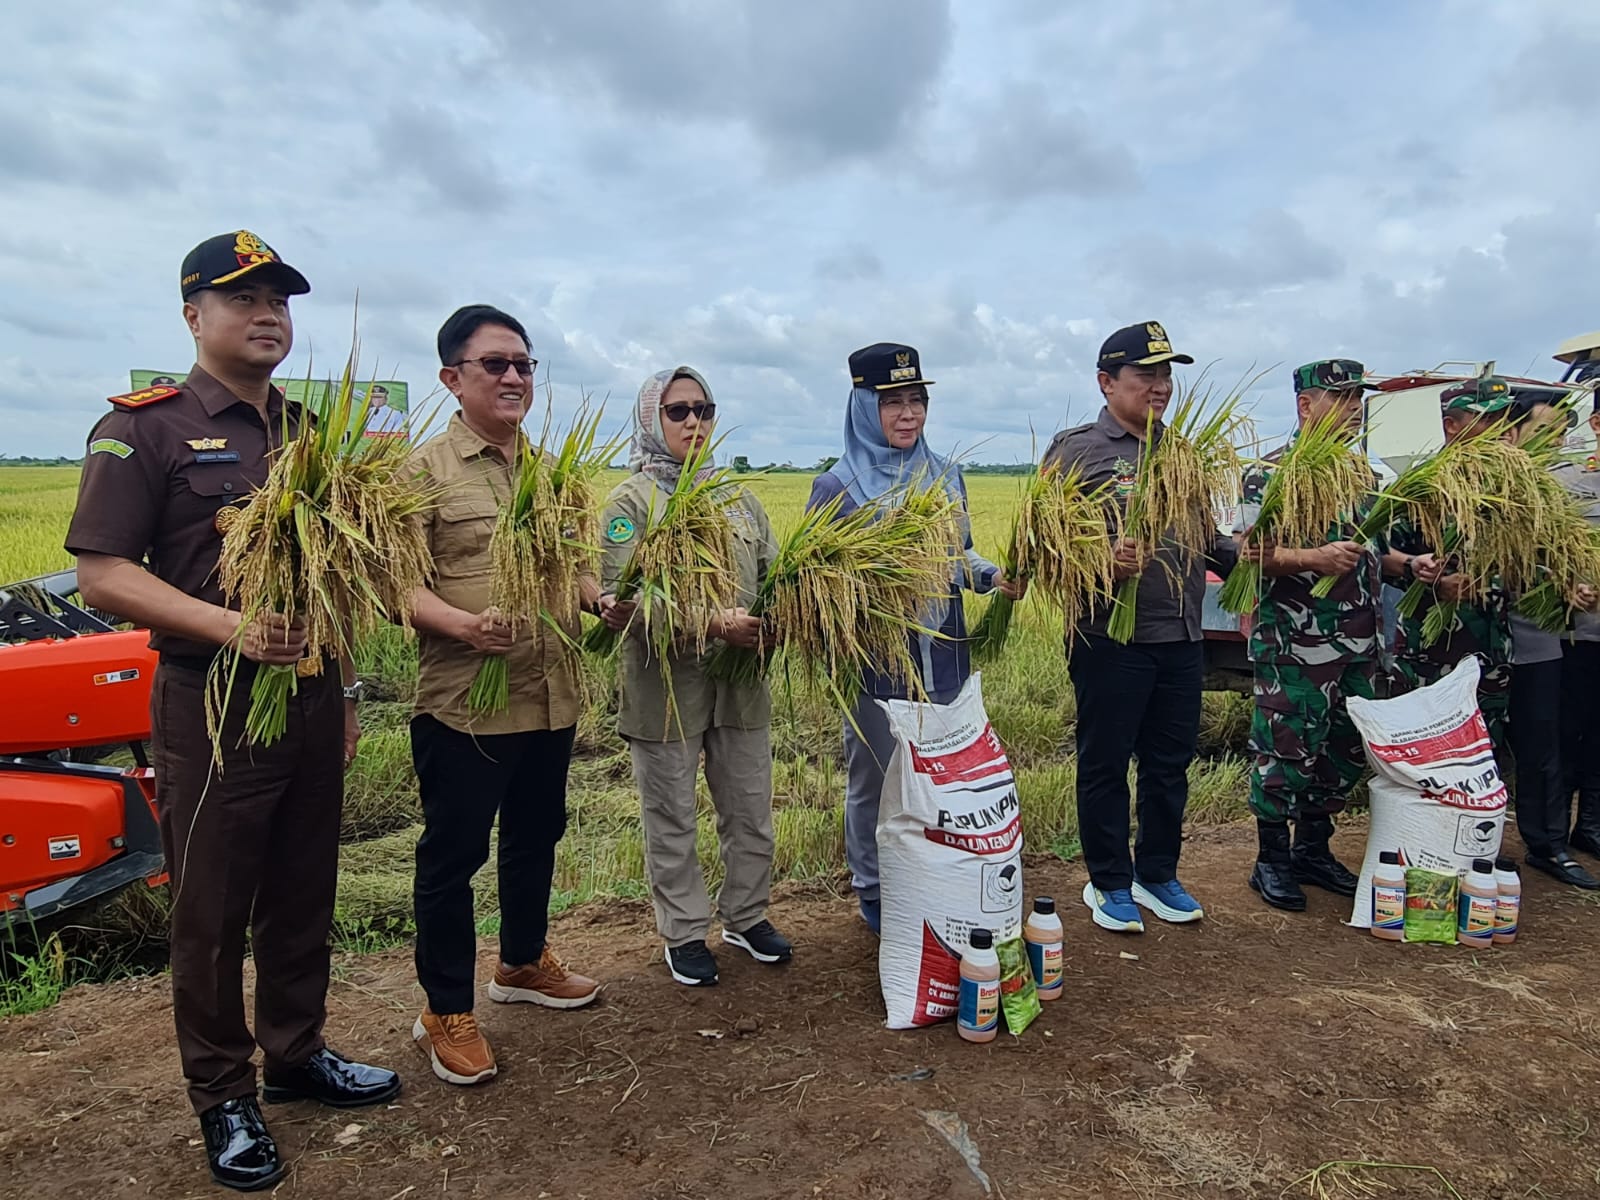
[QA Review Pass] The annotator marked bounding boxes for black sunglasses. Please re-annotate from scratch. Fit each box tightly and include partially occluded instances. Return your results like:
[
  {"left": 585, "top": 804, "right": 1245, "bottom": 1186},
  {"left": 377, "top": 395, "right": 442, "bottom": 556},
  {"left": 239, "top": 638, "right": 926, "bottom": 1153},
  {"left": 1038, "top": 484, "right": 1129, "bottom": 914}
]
[
  {"left": 454, "top": 355, "right": 538, "bottom": 379},
  {"left": 662, "top": 402, "right": 716, "bottom": 423}
]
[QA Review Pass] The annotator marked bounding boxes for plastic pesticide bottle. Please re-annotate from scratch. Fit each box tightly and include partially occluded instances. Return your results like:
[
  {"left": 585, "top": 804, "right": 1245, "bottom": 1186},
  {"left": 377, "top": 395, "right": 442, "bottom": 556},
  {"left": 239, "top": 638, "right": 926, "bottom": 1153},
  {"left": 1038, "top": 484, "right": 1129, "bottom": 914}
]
[
  {"left": 1457, "top": 859, "right": 1498, "bottom": 948},
  {"left": 1024, "top": 898, "right": 1065, "bottom": 1001},
  {"left": 1492, "top": 857, "right": 1521, "bottom": 946},
  {"left": 958, "top": 929, "right": 1001, "bottom": 1043},
  {"left": 1371, "top": 852, "right": 1406, "bottom": 942}
]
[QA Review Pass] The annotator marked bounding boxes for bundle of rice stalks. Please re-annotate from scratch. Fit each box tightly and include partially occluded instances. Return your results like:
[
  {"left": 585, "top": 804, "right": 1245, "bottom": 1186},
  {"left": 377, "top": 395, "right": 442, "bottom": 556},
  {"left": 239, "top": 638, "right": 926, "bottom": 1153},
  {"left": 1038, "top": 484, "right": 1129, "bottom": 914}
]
[
  {"left": 703, "top": 477, "right": 964, "bottom": 705},
  {"left": 1218, "top": 406, "right": 1371, "bottom": 614},
  {"left": 1106, "top": 384, "right": 1251, "bottom": 642},
  {"left": 469, "top": 405, "right": 616, "bottom": 714},
  {"left": 582, "top": 440, "right": 741, "bottom": 680},
  {"left": 209, "top": 342, "right": 436, "bottom": 760},
  {"left": 1320, "top": 428, "right": 1597, "bottom": 642},
  {"left": 971, "top": 461, "right": 1117, "bottom": 660}
]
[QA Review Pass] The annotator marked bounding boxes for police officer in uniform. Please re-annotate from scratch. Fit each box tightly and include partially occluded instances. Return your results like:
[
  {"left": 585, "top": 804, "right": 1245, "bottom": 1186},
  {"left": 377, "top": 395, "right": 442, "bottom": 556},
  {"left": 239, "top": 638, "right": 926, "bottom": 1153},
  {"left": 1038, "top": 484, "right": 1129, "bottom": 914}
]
[
  {"left": 1041, "top": 321, "right": 1238, "bottom": 934},
  {"left": 1238, "top": 361, "right": 1386, "bottom": 910},
  {"left": 65, "top": 232, "right": 400, "bottom": 1192}
]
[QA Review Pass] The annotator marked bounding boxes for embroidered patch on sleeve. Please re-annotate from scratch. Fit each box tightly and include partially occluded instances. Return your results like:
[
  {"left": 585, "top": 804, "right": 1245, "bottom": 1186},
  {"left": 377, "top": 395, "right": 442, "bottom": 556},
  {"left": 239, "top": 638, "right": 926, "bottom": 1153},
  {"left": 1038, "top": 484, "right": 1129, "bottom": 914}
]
[
  {"left": 606, "top": 516, "right": 636, "bottom": 544},
  {"left": 89, "top": 438, "right": 134, "bottom": 459}
]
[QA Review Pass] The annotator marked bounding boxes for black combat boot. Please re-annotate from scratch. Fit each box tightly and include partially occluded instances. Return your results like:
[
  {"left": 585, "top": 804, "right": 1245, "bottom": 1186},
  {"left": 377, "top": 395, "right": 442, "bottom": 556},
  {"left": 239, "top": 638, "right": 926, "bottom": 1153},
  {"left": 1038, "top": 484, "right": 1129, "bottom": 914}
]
[
  {"left": 1249, "top": 821, "right": 1306, "bottom": 911},
  {"left": 1570, "top": 791, "right": 1600, "bottom": 859},
  {"left": 1292, "top": 815, "right": 1360, "bottom": 896}
]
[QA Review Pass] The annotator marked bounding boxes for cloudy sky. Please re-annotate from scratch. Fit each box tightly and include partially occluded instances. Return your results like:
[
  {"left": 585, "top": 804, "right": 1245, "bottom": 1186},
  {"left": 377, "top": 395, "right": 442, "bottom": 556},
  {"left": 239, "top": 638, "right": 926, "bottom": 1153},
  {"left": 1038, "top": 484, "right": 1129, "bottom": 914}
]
[{"left": 2, "top": 0, "right": 1597, "bottom": 464}]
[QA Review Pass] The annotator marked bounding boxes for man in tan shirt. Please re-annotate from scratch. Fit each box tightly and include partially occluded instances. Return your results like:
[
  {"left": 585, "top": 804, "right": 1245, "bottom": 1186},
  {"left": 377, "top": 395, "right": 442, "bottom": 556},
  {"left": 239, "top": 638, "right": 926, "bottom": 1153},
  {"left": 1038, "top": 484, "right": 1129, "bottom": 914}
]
[{"left": 408, "top": 304, "right": 603, "bottom": 1086}]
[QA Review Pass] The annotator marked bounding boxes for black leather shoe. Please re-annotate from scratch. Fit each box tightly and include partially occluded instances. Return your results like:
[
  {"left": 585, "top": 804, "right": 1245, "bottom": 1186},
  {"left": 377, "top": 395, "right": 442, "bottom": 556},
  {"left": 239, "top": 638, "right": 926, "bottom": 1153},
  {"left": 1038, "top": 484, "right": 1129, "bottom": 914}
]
[
  {"left": 1249, "top": 861, "right": 1308, "bottom": 911},
  {"left": 200, "top": 1097, "right": 283, "bottom": 1192},
  {"left": 1292, "top": 844, "right": 1360, "bottom": 896},
  {"left": 1526, "top": 853, "right": 1600, "bottom": 890},
  {"left": 262, "top": 1047, "right": 402, "bottom": 1108}
]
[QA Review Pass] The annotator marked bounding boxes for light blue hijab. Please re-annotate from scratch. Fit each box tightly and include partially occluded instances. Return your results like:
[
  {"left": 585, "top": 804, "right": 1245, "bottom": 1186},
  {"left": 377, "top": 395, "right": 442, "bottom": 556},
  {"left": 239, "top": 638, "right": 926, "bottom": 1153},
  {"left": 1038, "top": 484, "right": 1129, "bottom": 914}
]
[{"left": 830, "top": 385, "right": 960, "bottom": 507}]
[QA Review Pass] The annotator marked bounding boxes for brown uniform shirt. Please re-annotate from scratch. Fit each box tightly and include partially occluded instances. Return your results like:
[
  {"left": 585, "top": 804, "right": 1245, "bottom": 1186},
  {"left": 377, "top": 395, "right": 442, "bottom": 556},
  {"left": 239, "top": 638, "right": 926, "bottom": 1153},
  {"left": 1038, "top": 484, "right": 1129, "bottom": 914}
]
[
  {"left": 411, "top": 413, "right": 588, "bottom": 736},
  {"left": 1041, "top": 406, "right": 1239, "bottom": 644},
  {"left": 63, "top": 366, "right": 299, "bottom": 660},
  {"left": 600, "top": 471, "right": 775, "bottom": 742}
]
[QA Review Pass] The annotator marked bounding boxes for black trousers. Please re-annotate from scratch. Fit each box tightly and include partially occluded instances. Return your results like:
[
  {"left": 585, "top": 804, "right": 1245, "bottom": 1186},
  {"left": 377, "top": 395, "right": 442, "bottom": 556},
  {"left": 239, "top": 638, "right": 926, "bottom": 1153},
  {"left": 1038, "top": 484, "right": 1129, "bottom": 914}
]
[
  {"left": 1510, "top": 658, "right": 1566, "bottom": 857},
  {"left": 1068, "top": 634, "right": 1203, "bottom": 891},
  {"left": 1561, "top": 642, "right": 1600, "bottom": 811},
  {"left": 411, "top": 714, "right": 576, "bottom": 1015},
  {"left": 152, "top": 661, "right": 342, "bottom": 1115}
]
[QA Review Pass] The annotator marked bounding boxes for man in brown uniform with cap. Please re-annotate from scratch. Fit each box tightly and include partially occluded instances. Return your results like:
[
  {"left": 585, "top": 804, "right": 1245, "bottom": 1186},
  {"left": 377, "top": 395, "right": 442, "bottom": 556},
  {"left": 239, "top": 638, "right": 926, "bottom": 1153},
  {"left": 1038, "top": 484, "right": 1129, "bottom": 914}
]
[{"left": 65, "top": 231, "right": 400, "bottom": 1193}]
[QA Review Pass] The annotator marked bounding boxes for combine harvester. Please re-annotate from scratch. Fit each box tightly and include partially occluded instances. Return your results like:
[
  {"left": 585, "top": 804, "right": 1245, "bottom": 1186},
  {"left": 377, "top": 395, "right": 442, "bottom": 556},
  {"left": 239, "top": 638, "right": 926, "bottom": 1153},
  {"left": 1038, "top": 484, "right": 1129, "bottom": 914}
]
[
  {"left": 1200, "top": 333, "right": 1600, "bottom": 691},
  {"left": 0, "top": 571, "right": 165, "bottom": 931}
]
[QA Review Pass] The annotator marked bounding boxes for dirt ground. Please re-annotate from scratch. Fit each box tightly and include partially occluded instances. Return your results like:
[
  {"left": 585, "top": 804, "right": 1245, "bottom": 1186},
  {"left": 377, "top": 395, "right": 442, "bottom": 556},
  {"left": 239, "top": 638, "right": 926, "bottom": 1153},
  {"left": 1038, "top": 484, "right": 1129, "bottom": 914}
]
[{"left": 3, "top": 822, "right": 1598, "bottom": 1200}]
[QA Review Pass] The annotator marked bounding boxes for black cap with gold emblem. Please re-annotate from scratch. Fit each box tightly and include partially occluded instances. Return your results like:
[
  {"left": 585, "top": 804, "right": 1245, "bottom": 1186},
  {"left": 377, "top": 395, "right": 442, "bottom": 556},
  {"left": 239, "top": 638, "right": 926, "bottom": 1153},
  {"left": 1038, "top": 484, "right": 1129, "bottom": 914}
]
[
  {"left": 849, "top": 342, "right": 936, "bottom": 391},
  {"left": 1096, "top": 321, "right": 1194, "bottom": 371},
  {"left": 180, "top": 230, "right": 310, "bottom": 300}
]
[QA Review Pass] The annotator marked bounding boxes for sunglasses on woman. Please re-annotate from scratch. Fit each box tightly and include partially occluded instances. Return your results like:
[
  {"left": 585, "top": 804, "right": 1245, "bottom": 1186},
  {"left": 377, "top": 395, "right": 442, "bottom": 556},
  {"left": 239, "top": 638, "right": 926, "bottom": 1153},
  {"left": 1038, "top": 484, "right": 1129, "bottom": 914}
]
[{"left": 662, "top": 402, "right": 716, "bottom": 423}]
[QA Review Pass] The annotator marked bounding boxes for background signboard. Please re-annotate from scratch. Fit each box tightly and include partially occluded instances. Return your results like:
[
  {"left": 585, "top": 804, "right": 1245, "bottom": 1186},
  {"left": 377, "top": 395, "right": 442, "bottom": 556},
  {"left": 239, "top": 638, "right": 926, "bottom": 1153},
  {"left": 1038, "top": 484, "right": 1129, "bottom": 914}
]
[{"left": 129, "top": 370, "right": 410, "bottom": 438}]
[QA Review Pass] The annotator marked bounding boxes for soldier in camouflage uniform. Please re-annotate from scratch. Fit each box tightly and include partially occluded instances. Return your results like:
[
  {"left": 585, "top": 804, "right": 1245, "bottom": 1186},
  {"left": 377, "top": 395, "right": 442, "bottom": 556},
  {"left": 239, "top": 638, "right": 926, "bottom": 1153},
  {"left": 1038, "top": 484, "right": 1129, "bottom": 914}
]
[
  {"left": 1384, "top": 377, "right": 1515, "bottom": 768},
  {"left": 1241, "top": 360, "right": 1390, "bottom": 911}
]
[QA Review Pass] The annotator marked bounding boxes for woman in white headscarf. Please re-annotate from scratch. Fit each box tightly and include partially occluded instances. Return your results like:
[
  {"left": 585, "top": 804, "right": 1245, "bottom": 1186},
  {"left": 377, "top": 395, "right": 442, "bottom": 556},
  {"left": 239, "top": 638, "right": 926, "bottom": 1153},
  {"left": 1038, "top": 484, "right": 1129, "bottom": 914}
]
[
  {"left": 598, "top": 367, "right": 792, "bottom": 985},
  {"left": 807, "top": 342, "right": 1024, "bottom": 933}
]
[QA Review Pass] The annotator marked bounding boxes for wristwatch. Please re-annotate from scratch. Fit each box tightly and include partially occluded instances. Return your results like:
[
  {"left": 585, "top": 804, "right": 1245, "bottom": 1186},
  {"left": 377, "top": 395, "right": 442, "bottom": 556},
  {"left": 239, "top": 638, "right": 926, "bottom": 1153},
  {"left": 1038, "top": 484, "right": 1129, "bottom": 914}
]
[{"left": 342, "top": 680, "right": 365, "bottom": 703}]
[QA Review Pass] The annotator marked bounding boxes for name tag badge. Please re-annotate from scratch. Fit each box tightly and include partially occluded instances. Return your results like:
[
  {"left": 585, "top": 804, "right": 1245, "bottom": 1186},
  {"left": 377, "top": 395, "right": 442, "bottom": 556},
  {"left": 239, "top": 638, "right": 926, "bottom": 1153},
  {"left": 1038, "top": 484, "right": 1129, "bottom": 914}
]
[{"left": 193, "top": 451, "right": 242, "bottom": 463}]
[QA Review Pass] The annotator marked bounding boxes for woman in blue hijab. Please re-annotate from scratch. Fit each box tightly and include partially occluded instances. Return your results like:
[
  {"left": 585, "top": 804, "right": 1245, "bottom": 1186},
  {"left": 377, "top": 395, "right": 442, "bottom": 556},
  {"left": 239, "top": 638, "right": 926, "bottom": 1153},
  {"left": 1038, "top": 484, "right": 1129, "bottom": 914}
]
[{"left": 806, "top": 342, "right": 1025, "bottom": 933}]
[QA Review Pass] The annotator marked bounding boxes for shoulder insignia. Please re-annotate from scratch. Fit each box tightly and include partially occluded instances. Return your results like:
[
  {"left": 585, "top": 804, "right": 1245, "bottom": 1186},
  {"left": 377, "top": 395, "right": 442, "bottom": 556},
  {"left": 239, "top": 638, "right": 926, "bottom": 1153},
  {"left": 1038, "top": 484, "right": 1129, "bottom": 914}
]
[
  {"left": 89, "top": 437, "right": 134, "bottom": 459},
  {"left": 108, "top": 385, "right": 180, "bottom": 409},
  {"left": 606, "top": 515, "right": 636, "bottom": 544}
]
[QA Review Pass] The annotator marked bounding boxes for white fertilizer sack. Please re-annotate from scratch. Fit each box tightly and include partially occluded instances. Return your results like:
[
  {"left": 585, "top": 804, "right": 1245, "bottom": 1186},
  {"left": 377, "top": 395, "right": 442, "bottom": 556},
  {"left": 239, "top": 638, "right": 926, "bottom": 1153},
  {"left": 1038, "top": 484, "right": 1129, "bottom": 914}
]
[
  {"left": 877, "top": 674, "right": 1023, "bottom": 1029},
  {"left": 1345, "top": 657, "right": 1506, "bottom": 927}
]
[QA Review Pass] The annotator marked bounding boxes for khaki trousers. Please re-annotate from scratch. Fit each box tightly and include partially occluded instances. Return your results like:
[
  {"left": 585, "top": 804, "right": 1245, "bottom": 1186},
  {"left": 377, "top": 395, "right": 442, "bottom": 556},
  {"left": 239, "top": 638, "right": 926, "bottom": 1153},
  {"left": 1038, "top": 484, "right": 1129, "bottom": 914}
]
[{"left": 627, "top": 725, "right": 774, "bottom": 946}]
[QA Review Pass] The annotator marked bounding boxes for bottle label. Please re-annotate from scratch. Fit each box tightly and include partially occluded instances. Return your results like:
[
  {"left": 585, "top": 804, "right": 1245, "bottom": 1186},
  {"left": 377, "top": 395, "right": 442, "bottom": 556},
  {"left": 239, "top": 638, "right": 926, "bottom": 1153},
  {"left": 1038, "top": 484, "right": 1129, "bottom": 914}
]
[
  {"left": 1458, "top": 891, "right": 1497, "bottom": 938},
  {"left": 1494, "top": 893, "right": 1520, "bottom": 935},
  {"left": 1027, "top": 940, "right": 1064, "bottom": 989},
  {"left": 958, "top": 976, "right": 1000, "bottom": 1031},
  {"left": 1372, "top": 883, "right": 1405, "bottom": 930}
]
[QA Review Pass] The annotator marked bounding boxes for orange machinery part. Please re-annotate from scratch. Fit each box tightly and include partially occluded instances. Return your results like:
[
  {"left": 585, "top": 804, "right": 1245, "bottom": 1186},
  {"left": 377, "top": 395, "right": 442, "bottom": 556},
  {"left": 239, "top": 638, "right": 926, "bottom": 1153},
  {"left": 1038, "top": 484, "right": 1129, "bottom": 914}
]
[
  {"left": 0, "top": 769, "right": 131, "bottom": 907},
  {"left": 0, "top": 630, "right": 156, "bottom": 754}
]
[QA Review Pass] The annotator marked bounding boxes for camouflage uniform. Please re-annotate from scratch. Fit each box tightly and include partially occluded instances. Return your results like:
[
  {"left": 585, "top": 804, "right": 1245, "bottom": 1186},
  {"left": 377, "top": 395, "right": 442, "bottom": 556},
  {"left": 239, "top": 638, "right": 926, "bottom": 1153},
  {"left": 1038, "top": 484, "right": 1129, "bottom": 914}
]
[
  {"left": 1386, "top": 518, "right": 1512, "bottom": 757},
  {"left": 1245, "top": 441, "right": 1381, "bottom": 823}
]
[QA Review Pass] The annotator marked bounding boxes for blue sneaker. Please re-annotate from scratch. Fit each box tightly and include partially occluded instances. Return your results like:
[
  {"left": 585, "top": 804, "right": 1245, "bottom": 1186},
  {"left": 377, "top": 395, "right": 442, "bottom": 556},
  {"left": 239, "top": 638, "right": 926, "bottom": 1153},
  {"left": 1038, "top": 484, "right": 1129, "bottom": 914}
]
[
  {"left": 1132, "top": 877, "right": 1205, "bottom": 924},
  {"left": 1081, "top": 882, "right": 1144, "bottom": 933},
  {"left": 857, "top": 895, "right": 881, "bottom": 936}
]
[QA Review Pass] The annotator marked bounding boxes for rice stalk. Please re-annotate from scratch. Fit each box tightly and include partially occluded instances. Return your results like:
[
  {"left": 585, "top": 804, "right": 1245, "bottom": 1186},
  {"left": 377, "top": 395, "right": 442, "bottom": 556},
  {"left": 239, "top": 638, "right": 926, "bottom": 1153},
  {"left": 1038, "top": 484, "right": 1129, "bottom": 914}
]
[
  {"left": 971, "top": 460, "right": 1117, "bottom": 659},
  {"left": 584, "top": 437, "right": 742, "bottom": 725},
  {"left": 1218, "top": 406, "right": 1370, "bottom": 614},
  {"left": 1106, "top": 379, "right": 1251, "bottom": 642},
  {"left": 468, "top": 402, "right": 617, "bottom": 714},
  {"left": 703, "top": 475, "right": 964, "bottom": 705},
  {"left": 207, "top": 331, "right": 437, "bottom": 763}
]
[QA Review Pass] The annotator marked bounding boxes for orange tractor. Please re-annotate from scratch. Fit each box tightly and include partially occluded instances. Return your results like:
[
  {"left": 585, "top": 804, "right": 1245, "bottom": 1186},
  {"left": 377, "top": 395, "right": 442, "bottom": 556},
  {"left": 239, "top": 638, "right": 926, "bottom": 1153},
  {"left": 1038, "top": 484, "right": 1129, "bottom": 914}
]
[{"left": 0, "top": 571, "right": 166, "bottom": 930}]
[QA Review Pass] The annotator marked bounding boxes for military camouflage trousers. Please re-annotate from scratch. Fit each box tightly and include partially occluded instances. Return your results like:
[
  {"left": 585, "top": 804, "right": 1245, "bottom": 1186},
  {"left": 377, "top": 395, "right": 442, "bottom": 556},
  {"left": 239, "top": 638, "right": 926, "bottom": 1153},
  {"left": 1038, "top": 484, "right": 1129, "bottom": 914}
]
[
  {"left": 1393, "top": 652, "right": 1511, "bottom": 765},
  {"left": 1249, "top": 657, "right": 1379, "bottom": 823}
]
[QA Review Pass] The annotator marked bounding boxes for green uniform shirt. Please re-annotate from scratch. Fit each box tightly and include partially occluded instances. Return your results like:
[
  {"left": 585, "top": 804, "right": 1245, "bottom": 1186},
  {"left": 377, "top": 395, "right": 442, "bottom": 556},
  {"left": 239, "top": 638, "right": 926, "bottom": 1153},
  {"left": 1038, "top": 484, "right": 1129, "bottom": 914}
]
[
  {"left": 600, "top": 471, "right": 776, "bottom": 742},
  {"left": 1241, "top": 439, "right": 1380, "bottom": 666}
]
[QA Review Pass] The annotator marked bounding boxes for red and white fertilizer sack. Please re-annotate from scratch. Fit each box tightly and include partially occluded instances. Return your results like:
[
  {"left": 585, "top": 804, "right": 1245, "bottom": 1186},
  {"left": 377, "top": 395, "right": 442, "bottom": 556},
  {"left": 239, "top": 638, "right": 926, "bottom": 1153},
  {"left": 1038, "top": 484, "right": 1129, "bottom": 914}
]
[
  {"left": 877, "top": 674, "right": 1023, "bottom": 1030},
  {"left": 1345, "top": 657, "right": 1506, "bottom": 928}
]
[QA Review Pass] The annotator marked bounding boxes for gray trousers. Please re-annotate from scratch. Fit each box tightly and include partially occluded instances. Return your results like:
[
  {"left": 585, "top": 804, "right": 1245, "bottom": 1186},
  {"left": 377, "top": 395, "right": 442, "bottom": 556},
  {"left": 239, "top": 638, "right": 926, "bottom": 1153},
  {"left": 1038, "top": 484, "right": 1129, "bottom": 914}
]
[
  {"left": 843, "top": 689, "right": 959, "bottom": 901},
  {"left": 628, "top": 725, "right": 775, "bottom": 947}
]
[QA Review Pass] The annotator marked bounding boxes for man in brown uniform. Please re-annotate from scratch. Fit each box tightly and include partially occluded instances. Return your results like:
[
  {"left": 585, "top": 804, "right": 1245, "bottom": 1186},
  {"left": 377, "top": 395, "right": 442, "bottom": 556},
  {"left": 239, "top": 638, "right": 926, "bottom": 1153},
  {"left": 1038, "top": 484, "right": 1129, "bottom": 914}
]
[
  {"left": 408, "top": 305, "right": 602, "bottom": 1086},
  {"left": 65, "top": 231, "right": 400, "bottom": 1193}
]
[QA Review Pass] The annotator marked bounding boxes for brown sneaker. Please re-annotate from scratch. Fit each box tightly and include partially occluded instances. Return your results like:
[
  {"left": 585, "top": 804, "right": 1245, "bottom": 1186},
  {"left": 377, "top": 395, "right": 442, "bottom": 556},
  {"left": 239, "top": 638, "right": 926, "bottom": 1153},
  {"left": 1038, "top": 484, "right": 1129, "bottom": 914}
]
[
  {"left": 412, "top": 1008, "right": 497, "bottom": 1086},
  {"left": 486, "top": 947, "right": 601, "bottom": 1009}
]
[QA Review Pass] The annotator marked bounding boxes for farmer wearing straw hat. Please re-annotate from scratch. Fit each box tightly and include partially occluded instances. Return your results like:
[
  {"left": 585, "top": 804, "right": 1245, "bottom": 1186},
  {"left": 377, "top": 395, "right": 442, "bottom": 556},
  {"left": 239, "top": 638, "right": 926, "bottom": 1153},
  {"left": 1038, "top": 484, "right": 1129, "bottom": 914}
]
[
  {"left": 599, "top": 367, "right": 793, "bottom": 987},
  {"left": 1238, "top": 360, "right": 1384, "bottom": 912},
  {"left": 63, "top": 232, "right": 399, "bottom": 1193},
  {"left": 1385, "top": 377, "right": 1516, "bottom": 764},
  {"left": 406, "top": 304, "right": 604, "bottom": 1088},
  {"left": 1040, "top": 321, "right": 1238, "bottom": 934},
  {"left": 808, "top": 342, "right": 1025, "bottom": 936}
]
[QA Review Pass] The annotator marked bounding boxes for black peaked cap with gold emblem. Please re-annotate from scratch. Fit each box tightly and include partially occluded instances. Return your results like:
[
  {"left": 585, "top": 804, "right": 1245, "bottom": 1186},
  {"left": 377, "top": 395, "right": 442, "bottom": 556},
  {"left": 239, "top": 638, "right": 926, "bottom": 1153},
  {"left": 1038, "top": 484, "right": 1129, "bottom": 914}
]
[{"left": 849, "top": 342, "right": 935, "bottom": 391}]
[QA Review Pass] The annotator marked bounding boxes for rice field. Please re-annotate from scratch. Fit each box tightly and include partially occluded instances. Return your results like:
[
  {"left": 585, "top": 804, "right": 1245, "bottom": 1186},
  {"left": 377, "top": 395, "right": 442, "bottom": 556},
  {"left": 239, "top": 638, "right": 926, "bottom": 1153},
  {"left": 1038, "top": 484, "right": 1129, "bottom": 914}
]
[{"left": 0, "top": 465, "right": 1254, "bottom": 955}]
